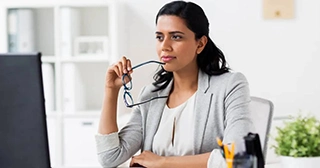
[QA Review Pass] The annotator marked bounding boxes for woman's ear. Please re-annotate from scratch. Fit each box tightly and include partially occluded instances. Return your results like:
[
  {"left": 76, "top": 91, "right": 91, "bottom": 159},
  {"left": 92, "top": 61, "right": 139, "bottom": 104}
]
[{"left": 197, "top": 36, "right": 208, "bottom": 54}]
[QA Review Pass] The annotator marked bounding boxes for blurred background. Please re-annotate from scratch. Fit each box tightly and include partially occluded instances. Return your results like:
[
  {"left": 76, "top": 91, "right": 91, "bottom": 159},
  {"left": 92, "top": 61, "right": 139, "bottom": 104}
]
[{"left": 0, "top": 0, "right": 319, "bottom": 167}]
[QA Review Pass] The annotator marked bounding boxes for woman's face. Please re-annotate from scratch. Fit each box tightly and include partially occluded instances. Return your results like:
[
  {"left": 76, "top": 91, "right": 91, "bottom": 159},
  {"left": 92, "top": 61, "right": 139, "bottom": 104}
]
[{"left": 156, "top": 15, "right": 202, "bottom": 73}]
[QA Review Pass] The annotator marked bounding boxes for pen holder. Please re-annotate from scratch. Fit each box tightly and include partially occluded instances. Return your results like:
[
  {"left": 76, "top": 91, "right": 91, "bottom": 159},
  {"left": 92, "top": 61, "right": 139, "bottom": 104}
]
[{"left": 229, "top": 153, "right": 254, "bottom": 168}]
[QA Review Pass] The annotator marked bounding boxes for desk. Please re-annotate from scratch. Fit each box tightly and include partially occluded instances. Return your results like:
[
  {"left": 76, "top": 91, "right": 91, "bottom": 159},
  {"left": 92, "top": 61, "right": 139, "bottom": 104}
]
[
  {"left": 119, "top": 159, "right": 282, "bottom": 168},
  {"left": 117, "top": 165, "right": 282, "bottom": 168},
  {"left": 117, "top": 163, "right": 282, "bottom": 168},
  {"left": 265, "top": 163, "right": 282, "bottom": 168}
]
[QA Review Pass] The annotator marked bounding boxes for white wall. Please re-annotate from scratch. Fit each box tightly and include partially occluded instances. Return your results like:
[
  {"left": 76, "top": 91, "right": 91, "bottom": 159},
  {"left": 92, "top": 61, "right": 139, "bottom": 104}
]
[
  {"left": 121, "top": 0, "right": 320, "bottom": 118},
  {"left": 3, "top": 0, "right": 317, "bottom": 117}
]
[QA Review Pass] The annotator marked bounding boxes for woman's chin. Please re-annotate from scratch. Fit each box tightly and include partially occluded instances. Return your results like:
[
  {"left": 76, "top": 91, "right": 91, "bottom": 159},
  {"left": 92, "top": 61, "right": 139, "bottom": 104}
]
[{"left": 162, "top": 66, "right": 174, "bottom": 72}]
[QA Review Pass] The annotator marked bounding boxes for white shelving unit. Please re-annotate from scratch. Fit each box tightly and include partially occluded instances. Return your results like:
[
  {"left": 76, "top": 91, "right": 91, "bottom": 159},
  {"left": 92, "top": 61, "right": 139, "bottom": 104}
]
[{"left": 0, "top": 0, "right": 126, "bottom": 167}]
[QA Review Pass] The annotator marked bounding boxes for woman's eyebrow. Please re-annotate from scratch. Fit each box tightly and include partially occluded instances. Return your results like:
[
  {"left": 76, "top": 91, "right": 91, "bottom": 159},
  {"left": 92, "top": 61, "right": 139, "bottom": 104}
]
[
  {"left": 169, "top": 31, "right": 185, "bottom": 35},
  {"left": 155, "top": 31, "right": 185, "bottom": 35}
]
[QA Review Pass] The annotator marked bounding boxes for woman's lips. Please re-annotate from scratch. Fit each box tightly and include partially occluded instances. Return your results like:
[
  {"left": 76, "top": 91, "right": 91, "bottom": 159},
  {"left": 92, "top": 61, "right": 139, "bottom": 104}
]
[{"left": 161, "top": 56, "right": 176, "bottom": 62}]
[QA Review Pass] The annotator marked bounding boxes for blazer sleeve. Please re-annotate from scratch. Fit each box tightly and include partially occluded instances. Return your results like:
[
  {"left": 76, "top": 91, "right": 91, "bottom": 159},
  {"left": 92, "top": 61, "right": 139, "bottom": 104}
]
[
  {"left": 223, "top": 72, "right": 254, "bottom": 143},
  {"left": 95, "top": 87, "right": 146, "bottom": 168},
  {"left": 207, "top": 72, "right": 254, "bottom": 168}
]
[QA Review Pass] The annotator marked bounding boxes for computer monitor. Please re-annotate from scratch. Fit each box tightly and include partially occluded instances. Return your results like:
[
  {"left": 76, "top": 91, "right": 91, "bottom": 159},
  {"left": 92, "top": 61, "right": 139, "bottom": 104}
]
[{"left": 0, "top": 53, "right": 51, "bottom": 168}]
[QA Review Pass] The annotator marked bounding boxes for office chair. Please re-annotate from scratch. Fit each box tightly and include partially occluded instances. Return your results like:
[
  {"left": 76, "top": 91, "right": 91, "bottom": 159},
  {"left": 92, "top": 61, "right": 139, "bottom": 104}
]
[{"left": 249, "top": 96, "right": 274, "bottom": 160}]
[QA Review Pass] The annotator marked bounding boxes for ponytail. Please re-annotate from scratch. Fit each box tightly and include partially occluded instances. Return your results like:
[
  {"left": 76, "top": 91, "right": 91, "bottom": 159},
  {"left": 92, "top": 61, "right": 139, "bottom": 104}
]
[{"left": 197, "top": 37, "right": 229, "bottom": 75}]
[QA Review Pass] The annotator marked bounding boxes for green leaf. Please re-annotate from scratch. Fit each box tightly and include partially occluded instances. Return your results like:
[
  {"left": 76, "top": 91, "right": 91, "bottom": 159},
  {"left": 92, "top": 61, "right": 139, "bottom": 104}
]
[{"left": 272, "top": 114, "right": 320, "bottom": 157}]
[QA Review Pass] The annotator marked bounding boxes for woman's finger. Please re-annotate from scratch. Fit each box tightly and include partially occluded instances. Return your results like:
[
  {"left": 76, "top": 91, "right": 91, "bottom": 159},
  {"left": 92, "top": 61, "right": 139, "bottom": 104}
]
[
  {"left": 130, "top": 157, "right": 144, "bottom": 167},
  {"left": 130, "top": 156, "right": 142, "bottom": 166},
  {"left": 112, "top": 64, "right": 121, "bottom": 77},
  {"left": 127, "top": 59, "right": 132, "bottom": 74},
  {"left": 129, "top": 157, "right": 135, "bottom": 167},
  {"left": 121, "top": 56, "right": 128, "bottom": 74},
  {"left": 117, "top": 61, "right": 124, "bottom": 77}
]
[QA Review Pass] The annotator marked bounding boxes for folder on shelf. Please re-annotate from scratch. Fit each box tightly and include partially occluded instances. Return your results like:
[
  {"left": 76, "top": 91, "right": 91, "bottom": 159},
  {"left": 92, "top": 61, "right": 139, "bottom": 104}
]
[
  {"left": 7, "top": 9, "right": 18, "bottom": 52},
  {"left": 60, "top": 7, "right": 80, "bottom": 56},
  {"left": 42, "top": 63, "right": 55, "bottom": 112},
  {"left": 62, "top": 64, "right": 86, "bottom": 113},
  {"left": 7, "top": 9, "right": 35, "bottom": 52},
  {"left": 62, "top": 63, "right": 76, "bottom": 112}
]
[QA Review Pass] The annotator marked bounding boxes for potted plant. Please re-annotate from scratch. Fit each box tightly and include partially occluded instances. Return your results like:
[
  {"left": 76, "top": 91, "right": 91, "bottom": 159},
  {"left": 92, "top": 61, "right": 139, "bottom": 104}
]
[{"left": 272, "top": 115, "right": 320, "bottom": 168}]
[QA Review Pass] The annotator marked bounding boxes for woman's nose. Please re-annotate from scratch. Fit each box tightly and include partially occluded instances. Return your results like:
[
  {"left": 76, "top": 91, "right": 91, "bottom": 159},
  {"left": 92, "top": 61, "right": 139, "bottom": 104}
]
[{"left": 161, "top": 38, "right": 172, "bottom": 51}]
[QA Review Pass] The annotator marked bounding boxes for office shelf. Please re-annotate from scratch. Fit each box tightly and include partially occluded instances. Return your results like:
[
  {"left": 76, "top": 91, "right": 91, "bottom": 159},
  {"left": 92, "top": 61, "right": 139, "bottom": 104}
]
[
  {"left": 41, "top": 56, "right": 57, "bottom": 63},
  {"left": 0, "top": 0, "right": 126, "bottom": 167},
  {"left": 60, "top": 56, "right": 110, "bottom": 63},
  {"left": 62, "top": 111, "right": 101, "bottom": 118}
]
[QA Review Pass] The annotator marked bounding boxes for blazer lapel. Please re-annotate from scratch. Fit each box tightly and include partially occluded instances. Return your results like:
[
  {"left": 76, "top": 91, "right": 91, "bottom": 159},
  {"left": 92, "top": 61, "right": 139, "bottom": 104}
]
[
  {"left": 194, "top": 71, "right": 212, "bottom": 154},
  {"left": 144, "top": 80, "right": 172, "bottom": 151}
]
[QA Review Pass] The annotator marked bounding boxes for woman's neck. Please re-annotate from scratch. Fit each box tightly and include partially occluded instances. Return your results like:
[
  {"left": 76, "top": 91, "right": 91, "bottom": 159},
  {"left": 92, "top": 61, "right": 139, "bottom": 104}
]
[{"left": 172, "top": 68, "right": 199, "bottom": 93}]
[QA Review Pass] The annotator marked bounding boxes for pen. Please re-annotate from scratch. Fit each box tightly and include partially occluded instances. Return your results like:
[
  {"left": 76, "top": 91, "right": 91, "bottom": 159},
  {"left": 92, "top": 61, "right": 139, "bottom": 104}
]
[
  {"left": 230, "top": 143, "right": 235, "bottom": 168},
  {"left": 216, "top": 137, "right": 225, "bottom": 157},
  {"left": 216, "top": 137, "right": 224, "bottom": 149},
  {"left": 224, "top": 142, "right": 235, "bottom": 168}
]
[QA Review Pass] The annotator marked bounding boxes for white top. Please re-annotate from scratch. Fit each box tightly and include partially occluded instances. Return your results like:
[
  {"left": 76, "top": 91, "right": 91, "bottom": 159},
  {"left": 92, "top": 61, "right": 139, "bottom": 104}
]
[{"left": 153, "top": 92, "right": 196, "bottom": 156}]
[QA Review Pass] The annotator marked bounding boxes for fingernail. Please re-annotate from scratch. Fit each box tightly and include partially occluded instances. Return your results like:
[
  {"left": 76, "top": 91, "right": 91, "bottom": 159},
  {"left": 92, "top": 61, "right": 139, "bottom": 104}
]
[
  {"left": 124, "top": 69, "right": 127, "bottom": 73},
  {"left": 127, "top": 67, "right": 131, "bottom": 71}
]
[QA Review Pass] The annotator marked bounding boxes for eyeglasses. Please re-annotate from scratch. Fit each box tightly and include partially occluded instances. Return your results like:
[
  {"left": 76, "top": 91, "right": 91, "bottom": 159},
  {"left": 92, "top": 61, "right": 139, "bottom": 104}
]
[{"left": 122, "top": 60, "right": 168, "bottom": 108}]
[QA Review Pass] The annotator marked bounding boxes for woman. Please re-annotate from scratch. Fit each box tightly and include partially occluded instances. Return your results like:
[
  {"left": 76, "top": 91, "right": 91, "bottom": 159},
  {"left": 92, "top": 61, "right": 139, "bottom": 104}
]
[{"left": 96, "top": 1, "right": 254, "bottom": 167}]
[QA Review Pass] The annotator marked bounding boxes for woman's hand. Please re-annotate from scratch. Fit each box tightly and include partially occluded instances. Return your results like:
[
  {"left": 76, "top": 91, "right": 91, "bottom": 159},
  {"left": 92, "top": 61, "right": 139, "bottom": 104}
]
[
  {"left": 130, "top": 151, "right": 166, "bottom": 168},
  {"left": 105, "top": 56, "right": 132, "bottom": 90},
  {"left": 99, "top": 56, "right": 132, "bottom": 135}
]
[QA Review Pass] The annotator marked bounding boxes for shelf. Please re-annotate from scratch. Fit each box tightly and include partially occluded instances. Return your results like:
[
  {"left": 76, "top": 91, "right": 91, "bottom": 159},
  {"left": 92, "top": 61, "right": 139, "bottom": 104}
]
[
  {"left": 61, "top": 62, "right": 108, "bottom": 112},
  {"left": 47, "top": 111, "right": 102, "bottom": 118},
  {"left": 75, "top": 7, "right": 109, "bottom": 37},
  {"left": 7, "top": 8, "right": 55, "bottom": 55},
  {"left": 3, "top": 0, "right": 114, "bottom": 7},
  {"left": 61, "top": 56, "right": 109, "bottom": 63},
  {"left": 63, "top": 111, "right": 101, "bottom": 118},
  {"left": 41, "top": 56, "right": 56, "bottom": 63},
  {"left": 1, "top": 1, "right": 122, "bottom": 167},
  {"left": 46, "top": 112, "right": 59, "bottom": 118},
  {"left": 58, "top": 0, "right": 115, "bottom": 7},
  {"left": 4, "top": 3, "right": 55, "bottom": 8},
  {"left": 59, "top": 6, "right": 110, "bottom": 56},
  {"left": 63, "top": 117, "right": 100, "bottom": 167}
]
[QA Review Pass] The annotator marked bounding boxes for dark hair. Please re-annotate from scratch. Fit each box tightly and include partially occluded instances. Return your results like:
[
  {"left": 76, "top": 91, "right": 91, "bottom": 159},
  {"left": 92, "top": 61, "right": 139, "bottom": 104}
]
[{"left": 152, "top": 1, "right": 230, "bottom": 91}]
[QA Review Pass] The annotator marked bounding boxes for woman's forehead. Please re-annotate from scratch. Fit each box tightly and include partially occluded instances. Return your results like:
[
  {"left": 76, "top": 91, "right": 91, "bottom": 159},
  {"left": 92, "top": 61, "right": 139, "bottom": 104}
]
[{"left": 156, "top": 15, "right": 188, "bottom": 32}]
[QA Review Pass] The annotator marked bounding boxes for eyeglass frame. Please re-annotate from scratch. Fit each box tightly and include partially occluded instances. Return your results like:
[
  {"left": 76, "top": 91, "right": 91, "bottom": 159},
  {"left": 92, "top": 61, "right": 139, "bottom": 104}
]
[{"left": 122, "top": 60, "right": 168, "bottom": 108}]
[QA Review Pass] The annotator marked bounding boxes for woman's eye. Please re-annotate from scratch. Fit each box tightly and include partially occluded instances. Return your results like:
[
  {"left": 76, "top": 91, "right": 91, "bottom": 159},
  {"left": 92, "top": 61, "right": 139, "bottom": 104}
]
[
  {"left": 172, "top": 35, "right": 182, "bottom": 40},
  {"left": 156, "top": 36, "right": 163, "bottom": 41}
]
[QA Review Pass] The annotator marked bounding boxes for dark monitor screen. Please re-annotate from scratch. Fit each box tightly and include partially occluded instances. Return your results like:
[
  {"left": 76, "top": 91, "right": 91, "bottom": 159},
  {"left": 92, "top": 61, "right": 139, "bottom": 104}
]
[{"left": 0, "top": 53, "right": 51, "bottom": 168}]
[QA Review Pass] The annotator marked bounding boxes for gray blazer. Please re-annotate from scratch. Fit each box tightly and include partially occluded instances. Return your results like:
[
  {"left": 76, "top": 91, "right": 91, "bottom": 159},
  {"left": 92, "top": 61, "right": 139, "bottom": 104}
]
[{"left": 95, "top": 70, "right": 254, "bottom": 168}]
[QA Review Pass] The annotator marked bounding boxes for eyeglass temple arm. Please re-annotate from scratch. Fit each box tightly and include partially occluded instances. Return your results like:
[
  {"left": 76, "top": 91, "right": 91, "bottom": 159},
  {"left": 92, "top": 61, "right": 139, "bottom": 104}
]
[
  {"left": 126, "top": 96, "right": 168, "bottom": 108},
  {"left": 131, "top": 60, "right": 165, "bottom": 70},
  {"left": 122, "top": 60, "right": 165, "bottom": 89}
]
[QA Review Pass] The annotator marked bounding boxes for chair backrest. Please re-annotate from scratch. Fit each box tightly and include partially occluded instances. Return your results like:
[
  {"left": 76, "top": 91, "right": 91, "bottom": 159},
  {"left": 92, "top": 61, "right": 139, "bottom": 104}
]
[{"left": 249, "top": 96, "right": 274, "bottom": 159}]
